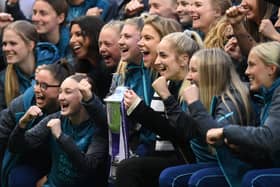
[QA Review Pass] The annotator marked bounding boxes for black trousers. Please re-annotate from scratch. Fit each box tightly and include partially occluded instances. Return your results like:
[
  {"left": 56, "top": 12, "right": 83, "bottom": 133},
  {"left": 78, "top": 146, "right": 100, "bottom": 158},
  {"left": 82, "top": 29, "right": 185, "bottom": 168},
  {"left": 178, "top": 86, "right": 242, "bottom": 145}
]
[{"left": 115, "top": 153, "right": 184, "bottom": 187}]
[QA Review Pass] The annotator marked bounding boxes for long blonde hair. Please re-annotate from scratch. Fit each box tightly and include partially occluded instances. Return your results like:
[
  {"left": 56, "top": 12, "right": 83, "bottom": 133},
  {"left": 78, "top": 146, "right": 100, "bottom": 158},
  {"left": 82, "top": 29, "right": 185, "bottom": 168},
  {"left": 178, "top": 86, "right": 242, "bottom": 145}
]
[
  {"left": 204, "top": 16, "right": 231, "bottom": 48},
  {"left": 193, "top": 48, "right": 251, "bottom": 125},
  {"left": 4, "top": 20, "right": 38, "bottom": 106}
]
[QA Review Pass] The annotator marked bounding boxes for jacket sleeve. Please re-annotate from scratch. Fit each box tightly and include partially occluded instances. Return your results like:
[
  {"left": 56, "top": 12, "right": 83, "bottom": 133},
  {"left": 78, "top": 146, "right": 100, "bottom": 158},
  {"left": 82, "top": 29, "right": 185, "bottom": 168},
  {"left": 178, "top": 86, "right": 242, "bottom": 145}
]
[
  {"left": 56, "top": 127, "right": 108, "bottom": 173},
  {"left": 57, "top": 97, "right": 108, "bottom": 173},
  {"left": 82, "top": 95, "right": 107, "bottom": 127},
  {"left": 223, "top": 92, "right": 280, "bottom": 152},
  {"left": 0, "top": 73, "right": 7, "bottom": 111},
  {"left": 8, "top": 114, "right": 53, "bottom": 153},
  {"left": 164, "top": 95, "right": 200, "bottom": 140},
  {"left": 0, "top": 108, "right": 16, "bottom": 144},
  {"left": 129, "top": 100, "right": 181, "bottom": 143},
  {"left": 0, "top": 95, "right": 25, "bottom": 144},
  {"left": 188, "top": 98, "right": 242, "bottom": 138}
]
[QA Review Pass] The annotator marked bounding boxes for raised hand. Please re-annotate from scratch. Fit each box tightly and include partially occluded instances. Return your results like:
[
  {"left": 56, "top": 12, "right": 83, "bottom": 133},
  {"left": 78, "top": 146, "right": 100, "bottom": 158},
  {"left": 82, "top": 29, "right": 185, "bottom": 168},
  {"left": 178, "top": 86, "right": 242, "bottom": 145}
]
[
  {"left": 124, "top": 0, "right": 144, "bottom": 17},
  {"left": 259, "top": 19, "right": 280, "bottom": 41},
  {"left": 224, "top": 37, "right": 242, "bottom": 62},
  {"left": 78, "top": 78, "right": 92, "bottom": 102},
  {"left": 0, "top": 12, "right": 13, "bottom": 29},
  {"left": 183, "top": 84, "right": 199, "bottom": 105},
  {"left": 47, "top": 118, "right": 62, "bottom": 139},
  {"left": 226, "top": 4, "right": 248, "bottom": 26},
  {"left": 19, "top": 106, "right": 43, "bottom": 128},
  {"left": 7, "top": 0, "right": 18, "bottom": 4},
  {"left": 86, "top": 7, "right": 103, "bottom": 17},
  {"left": 152, "top": 76, "right": 170, "bottom": 100}
]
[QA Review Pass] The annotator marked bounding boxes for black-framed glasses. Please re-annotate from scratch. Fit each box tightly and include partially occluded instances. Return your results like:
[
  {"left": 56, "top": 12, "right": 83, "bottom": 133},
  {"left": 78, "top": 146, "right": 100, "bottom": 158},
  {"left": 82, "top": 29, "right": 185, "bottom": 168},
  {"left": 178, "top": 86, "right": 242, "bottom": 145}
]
[{"left": 35, "top": 80, "right": 60, "bottom": 91}]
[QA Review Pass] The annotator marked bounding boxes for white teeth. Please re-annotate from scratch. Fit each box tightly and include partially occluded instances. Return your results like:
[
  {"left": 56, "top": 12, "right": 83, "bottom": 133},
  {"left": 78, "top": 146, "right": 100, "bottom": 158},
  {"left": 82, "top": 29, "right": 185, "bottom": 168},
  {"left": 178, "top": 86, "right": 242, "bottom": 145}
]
[
  {"left": 36, "top": 94, "right": 44, "bottom": 98},
  {"left": 73, "top": 45, "right": 81, "bottom": 50},
  {"left": 119, "top": 46, "right": 128, "bottom": 52},
  {"left": 158, "top": 64, "right": 166, "bottom": 71},
  {"left": 5, "top": 52, "right": 15, "bottom": 56},
  {"left": 102, "top": 54, "right": 110, "bottom": 59},
  {"left": 248, "top": 77, "right": 254, "bottom": 82},
  {"left": 191, "top": 15, "right": 200, "bottom": 20}
]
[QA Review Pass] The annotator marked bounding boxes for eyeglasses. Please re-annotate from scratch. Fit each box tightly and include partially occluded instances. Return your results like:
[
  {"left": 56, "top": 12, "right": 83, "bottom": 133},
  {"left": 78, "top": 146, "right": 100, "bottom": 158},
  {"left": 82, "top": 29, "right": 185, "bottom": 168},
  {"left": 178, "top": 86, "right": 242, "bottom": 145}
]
[{"left": 35, "top": 80, "right": 60, "bottom": 91}]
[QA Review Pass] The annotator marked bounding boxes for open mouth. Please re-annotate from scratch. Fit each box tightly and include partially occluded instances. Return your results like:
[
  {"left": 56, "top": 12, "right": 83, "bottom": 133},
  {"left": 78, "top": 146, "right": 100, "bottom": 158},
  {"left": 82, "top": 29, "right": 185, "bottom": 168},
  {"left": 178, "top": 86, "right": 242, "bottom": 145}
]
[
  {"left": 72, "top": 45, "right": 81, "bottom": 53},
  {"left": 142, "top": 50, "right": 150, "bottom": 55},
  {"left": 192, "top": 16, "right": 200, "bottom": 21},
  {"left": 35, "top": 94, "right": 45, "bottom": 104},
  {"left": 141, "top": 50, "right": 150, "bottom": 58},
  {"left": 157, "top": 64, "right": 167, "bottom": 72},
  {"left": 60, "top": 102, "right": 69, "bottom": 111},
  {"left": 102, "top": 54, "right": 111, "bottom": 61},
  {"left": 248, "top": 77, "right": 254, "bottom": 82},
  {"left": 121, "top": 48, "right": 129, "bottom": 53}
]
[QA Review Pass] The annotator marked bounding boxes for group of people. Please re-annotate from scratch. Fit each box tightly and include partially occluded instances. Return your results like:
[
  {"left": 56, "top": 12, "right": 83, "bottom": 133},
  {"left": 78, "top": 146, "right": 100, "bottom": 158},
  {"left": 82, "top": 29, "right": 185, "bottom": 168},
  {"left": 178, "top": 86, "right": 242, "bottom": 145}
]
[{"left": 0, "top": 0, "right": 279, "bottom": 187}]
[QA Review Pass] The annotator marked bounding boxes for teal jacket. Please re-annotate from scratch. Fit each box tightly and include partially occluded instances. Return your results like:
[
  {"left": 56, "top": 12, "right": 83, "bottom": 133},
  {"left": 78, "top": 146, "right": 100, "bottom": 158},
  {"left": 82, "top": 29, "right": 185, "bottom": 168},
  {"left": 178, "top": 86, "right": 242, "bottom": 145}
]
[
  {"left": 219, "top": 78, "right": 280, "bottom": 186},
  {"left": 0, "top": 42, "right": 60, "bottom": 111},
  {"left": 8, "top": 97, "right": 109, "bottom": 187},
  {"left": 109, "top": 61, "right": 155, "bottom": 155}
]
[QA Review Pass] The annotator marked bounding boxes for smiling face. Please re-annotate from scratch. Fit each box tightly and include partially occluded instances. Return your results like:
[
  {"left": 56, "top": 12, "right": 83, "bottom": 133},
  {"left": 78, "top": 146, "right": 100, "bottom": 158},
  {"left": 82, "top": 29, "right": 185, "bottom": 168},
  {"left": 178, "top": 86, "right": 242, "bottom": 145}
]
[
  {"left": 154, "top": 40, "right": 185, "bottom": 80},
  {"left": 118, "top": 24, "right": 142, "bottom": 64},
  {"left": 137, "top": 24, "right": 161, "bottom": 68},
  {"left": 186, "top": 55, "right": 199, "bottom": 85},
  {"left": 32, "top": 0, "right": 64, "bottom": 35},
  {"left": 241, "top": 0, "right": 259, "bottom": 23},
  {"left": 99, "top": 27, "right": 121, "bottom": 69},
  {"left": 58, "top": 77, "right": 83, "bottom": 117},
  {"left": 34, "top": 69, "right": 60, "bottom": 113},
  {"left": 190, "top": 0, "right": 220, "bottom": 33},
  {"left": 245, "top": 51, "right": 275, "bottom": 91},
  {"left": 2, "top": 29, "right": 34, "bottom": 65},
  {"left": 70, "top": 24, "right": 91, "bottom": 60},
  {"left": 176, "top": 0, "right": 192, "bottom": 25}
]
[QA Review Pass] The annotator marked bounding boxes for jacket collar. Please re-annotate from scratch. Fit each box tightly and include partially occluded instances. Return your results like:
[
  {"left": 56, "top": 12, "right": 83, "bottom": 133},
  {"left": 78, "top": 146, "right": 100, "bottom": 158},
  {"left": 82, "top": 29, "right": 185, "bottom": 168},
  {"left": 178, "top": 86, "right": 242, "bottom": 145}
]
[{"left": 260, "top": 77, "right": 280, "bottom": 103}]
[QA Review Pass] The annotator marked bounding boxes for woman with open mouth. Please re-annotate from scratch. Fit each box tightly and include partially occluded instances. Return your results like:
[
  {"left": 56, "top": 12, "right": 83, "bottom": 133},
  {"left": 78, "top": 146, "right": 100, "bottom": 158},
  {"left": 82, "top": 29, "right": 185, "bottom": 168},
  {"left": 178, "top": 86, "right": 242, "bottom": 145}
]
[
  {"left": 115, "top": 15, "right": 184, "bottom": 187},
  {"left": 0, "top": 61, "right": 74, "bottom": 187},
  {"left": 117, "top": 32, "right": 201, "bottom": 187},
  {"left": 8, "top": 74, "right": 109, "bottom": 187},
  {"left": 70, "top": 15, "right": 112, "bottom": 100}
]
